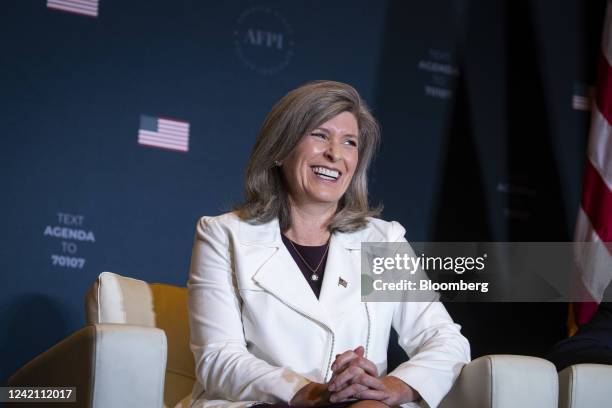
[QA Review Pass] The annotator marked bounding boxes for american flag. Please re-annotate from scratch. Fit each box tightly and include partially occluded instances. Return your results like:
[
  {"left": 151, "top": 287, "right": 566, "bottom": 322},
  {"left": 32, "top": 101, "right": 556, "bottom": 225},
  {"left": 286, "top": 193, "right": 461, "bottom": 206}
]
[
  {"left": 572, "top": 83, "right": 594, "bottom": 111},
  {"left": 47, "top": 0, "right": 99, "bottom": 18},
  {"left": 138, "top": 115, "right": 190, "bottom": 153},
  {"left": 570, "top": 0, "right": 612, "bottom": 334}
]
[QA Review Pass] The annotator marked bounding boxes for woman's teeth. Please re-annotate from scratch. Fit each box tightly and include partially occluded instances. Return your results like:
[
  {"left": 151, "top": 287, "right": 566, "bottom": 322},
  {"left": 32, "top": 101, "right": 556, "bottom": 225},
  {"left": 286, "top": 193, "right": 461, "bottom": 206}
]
[{"left": 312, "top": 166, "right": 339, "bottom": 180}]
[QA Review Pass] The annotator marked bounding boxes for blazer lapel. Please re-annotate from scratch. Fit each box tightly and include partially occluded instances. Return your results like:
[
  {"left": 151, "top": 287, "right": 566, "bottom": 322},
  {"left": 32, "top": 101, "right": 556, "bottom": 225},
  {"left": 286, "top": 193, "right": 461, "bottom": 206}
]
[
  {"left": 239, "top": 218, "right": 333, "bottom": 331},
  {"left": 318, "top": 233, "right": 362, "bottom": 326}
]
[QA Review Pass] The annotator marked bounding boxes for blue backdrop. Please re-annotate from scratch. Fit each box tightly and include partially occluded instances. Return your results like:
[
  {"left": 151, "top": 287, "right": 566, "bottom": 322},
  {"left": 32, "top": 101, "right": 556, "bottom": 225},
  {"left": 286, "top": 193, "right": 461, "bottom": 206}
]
[{"left": 1, "top": 0, "right": 606, "bottom": 382}]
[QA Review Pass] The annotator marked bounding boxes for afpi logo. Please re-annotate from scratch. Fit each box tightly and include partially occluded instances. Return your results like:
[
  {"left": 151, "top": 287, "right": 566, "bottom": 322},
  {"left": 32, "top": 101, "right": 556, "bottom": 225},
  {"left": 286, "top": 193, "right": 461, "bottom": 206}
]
[{"left": 234, "top": 6, "right": 295, "bottom": 75}]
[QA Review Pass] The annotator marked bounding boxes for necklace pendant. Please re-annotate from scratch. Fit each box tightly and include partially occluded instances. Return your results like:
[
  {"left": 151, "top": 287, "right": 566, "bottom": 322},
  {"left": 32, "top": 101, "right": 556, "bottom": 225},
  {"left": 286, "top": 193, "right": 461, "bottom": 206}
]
[{"left": 311, "top": 274, "right": 319, "bottom": 281}]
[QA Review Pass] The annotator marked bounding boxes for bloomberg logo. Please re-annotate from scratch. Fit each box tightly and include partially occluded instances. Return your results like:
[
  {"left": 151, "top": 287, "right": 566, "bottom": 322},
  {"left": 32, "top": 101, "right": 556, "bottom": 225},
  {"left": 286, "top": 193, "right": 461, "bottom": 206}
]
[{"left": 234, "top": 6, "right": 295, "bottom": 75}]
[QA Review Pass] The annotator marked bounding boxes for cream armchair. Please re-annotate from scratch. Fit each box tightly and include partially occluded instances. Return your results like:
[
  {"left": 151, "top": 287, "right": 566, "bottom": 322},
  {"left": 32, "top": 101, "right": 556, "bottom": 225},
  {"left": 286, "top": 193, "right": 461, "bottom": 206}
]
[
  {"left": 9, "top": 272, "right": 561, "bottom": 408},
  {"left": 558, "top": 363, "right": 612, "bottom": 408},
  {"left": 9, "top": 272, "right": 193, "bottom": 408},
  {"left": 84, "top": 273, "right": 195, "bottom": 407}
]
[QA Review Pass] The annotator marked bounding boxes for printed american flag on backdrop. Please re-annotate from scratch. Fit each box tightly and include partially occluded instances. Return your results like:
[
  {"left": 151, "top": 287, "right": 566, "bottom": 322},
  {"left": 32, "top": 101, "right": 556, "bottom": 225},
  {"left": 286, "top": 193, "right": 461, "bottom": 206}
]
[
  {"left": 47, "top": 0, "right": 99, "bottom": 17},
  {"left": 570, "top": 0, "right": 612, "bottom": 335},
  {"left": 138, "top": 115, "right": 190, "bottom": 153},
  {"left": 572, "top": 83, "right": 594, "bottom": 111}
]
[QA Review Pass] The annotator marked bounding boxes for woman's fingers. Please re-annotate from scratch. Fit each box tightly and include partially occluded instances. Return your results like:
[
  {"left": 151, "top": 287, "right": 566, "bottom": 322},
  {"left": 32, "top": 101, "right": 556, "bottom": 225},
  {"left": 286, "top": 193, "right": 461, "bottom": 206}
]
[
  {"left": 329, "top": 345, "right": 380, "bottom": 397},
  {"left": 329, "top": 383, "right": 368, "bottom": 402},
  {"left": 330, "top": 351, "right": 354, "bottom": 372},
  {"left": 329, "top": 360, "right": 379, "bottom": 391},
  {"left": 331, "top": 346, "right": 362, "bottom": 372},
  {"left": 329, "top": 365, "right": 364, "bottom": 391},
  {"left": 352, "top": 389, "right": 388, "bottom": 401},
  {"left": 351, "top": 372, "right": 385, "bottom": 390},
  {"left": 354, "top": 356, "right": 379, "bottom": 377},
  {"left": 329, "top": 365, "right": 385, "bottom": 394}
]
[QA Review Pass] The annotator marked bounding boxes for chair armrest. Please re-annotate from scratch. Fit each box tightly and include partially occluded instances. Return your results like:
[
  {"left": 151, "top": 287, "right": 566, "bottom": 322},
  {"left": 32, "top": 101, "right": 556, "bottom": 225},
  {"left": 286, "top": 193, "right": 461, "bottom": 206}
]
[
  {"left": 559, "top": 364, "right": 612, "bottom": 408},
  {"left": 9, "top": 323, "right": 167, "bottom": 408},
  {"left": 439, "top": 355, "right": 558, "bottom": 408}
]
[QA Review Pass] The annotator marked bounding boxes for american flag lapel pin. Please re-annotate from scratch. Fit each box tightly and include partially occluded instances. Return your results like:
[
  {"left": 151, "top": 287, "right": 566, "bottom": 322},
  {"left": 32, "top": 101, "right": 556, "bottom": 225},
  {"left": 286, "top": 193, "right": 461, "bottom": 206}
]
[{"left": 338, "top": 277, "right": 348, "bottom": 288}]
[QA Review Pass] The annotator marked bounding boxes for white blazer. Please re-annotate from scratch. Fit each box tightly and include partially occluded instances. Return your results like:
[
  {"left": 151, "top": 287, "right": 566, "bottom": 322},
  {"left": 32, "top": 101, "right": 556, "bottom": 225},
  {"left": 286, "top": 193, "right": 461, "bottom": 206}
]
[{"left": 187, "top": 212, "right": 470, "bottom": 408}]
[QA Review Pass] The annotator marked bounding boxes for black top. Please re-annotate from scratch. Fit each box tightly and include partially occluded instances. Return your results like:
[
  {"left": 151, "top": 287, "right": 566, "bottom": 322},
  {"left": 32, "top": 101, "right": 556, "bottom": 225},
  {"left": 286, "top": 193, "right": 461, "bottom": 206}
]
[{"left": 281, "top": 233, "right": 329, "bottom": 299}]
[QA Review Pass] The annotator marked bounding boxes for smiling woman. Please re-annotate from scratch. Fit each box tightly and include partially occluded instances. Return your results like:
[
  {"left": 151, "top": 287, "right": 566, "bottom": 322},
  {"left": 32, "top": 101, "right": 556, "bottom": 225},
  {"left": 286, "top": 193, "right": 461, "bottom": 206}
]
[
  {"left": 187, "top": 81, "right": 470, "bottom": 408},
  {"left": 281, "top": 111, "right": 359, "bottom": 213},
  {"left": 236, "top": 80, "right": 382, "bottom": 235}
]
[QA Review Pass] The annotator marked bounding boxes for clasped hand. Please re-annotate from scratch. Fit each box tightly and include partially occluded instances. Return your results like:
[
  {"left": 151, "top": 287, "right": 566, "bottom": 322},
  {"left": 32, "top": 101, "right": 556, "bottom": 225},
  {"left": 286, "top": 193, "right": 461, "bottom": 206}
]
[
  {"left": 290, "top": 346, "right": 418, "bottom": 407},
  {"left": 327, "top": 346, "right": 416, "bottom": 406}
]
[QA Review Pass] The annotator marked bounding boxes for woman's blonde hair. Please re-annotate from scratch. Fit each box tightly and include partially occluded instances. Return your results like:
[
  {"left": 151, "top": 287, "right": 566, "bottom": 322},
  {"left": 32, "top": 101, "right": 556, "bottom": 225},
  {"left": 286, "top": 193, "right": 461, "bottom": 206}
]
[{"left": 235, "top": 80, "right": 381, "bottom": 232}]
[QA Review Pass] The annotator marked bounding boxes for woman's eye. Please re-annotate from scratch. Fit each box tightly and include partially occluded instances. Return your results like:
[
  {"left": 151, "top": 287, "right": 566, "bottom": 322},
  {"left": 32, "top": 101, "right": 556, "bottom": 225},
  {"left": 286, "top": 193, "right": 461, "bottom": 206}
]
[
  {"left": 311, "top": 132, "right": 326, "bottom": 139},
  {"left": 345, "top": 139, "right": 358, "bottom": 147}
]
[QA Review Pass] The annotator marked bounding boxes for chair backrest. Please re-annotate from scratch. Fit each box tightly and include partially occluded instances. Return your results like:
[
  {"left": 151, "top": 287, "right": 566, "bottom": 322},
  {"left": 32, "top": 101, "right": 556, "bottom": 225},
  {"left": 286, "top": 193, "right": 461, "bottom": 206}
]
[
  {"left": 440, "top": 354, "right": 559, "bottom": 408},
  {"left": 86, "top": 272, "right": 195, "bottom": 408},
  {"left": 558, "top": 364, "right": 612, "bottom": 408}
]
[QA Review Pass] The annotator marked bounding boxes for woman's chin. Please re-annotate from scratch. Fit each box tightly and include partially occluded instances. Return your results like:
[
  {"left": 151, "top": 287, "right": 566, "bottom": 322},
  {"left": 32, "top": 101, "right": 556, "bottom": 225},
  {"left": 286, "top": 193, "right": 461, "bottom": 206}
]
[{"left": 304, "top": 194, "right": 344, "bottom": 206}]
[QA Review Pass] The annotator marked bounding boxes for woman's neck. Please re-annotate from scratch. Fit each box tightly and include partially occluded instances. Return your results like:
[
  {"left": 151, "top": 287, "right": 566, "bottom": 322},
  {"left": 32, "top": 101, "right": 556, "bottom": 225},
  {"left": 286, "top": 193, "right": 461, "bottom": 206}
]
[{"left": 284, "top": 201, "right": 336, "bottom": 246}]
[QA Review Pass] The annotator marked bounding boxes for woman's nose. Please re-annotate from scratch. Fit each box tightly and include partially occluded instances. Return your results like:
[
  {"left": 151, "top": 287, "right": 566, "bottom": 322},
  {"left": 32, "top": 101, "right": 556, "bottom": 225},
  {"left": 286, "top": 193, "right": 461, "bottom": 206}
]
[{"left": 324, "top": 141, "right": 341, "bottom": 162}]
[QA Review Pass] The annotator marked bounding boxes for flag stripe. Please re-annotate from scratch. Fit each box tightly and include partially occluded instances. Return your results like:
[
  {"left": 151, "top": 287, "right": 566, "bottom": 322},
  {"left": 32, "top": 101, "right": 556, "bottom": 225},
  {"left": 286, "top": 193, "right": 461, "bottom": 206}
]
[
  {"left": 157, "top": 127, "right": 189, "bottom": 136},
  {"left": 158, "top": 123, "right": 189, "bottom": 132},
  {"left": 138, "top": 137, "right": 188, "bottom": 150},
  {"left": 573, "top": 301, "right": 599, "bottom": 326},
  {"left": 138, "top": 135, "right": 188, "bottom": 147},
  {"left": 138, "top": 130, "right": 188, "bottom": 145},
  {"left": 138, "top": 139, "right": 188, "bottom": 153},
  {"left": 138, "top": 139, "right": 188, "bottom": 151},
  {"left": 159, "top": 119, "right": 189, "bottom": 129},
  {"left": 581, "top": 158, "right": 612, "bottom": 244},
  {"left": 588, "top": 107, "right": 612, "bottom": 184},
  {"left": 47, "top": 0, "right": 98, "bottom": 16},
  {"left": 573, "top": 208, "right": 602, "bottom": 324},
  {"left": 47, "top": 0, "right": 98, "bottom": 11},
  {"left": 575, "top": 208, "right": 612, "bottom": 300},
  {"left": 47, "top": 3, "right": 97, "bottom": 17},
  {"left": 155, "top": 127, "right": 189, "bottom": 137},
  {"left": 595, "top": 51, "right": 612, "bottom": 125},
  {"left": 158, "top": 117, "right": 189, "bottom": 126},
  {"left": 48, "top": 2, "right": 97, "bottom": 13},
  {"left": 49, "top": 0, "right": 97, "bottom": 7}
]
